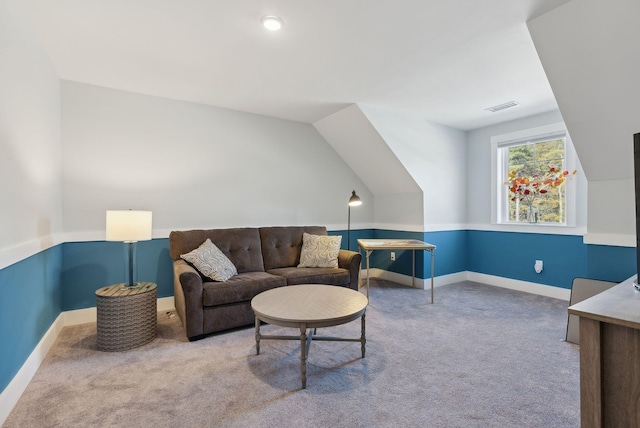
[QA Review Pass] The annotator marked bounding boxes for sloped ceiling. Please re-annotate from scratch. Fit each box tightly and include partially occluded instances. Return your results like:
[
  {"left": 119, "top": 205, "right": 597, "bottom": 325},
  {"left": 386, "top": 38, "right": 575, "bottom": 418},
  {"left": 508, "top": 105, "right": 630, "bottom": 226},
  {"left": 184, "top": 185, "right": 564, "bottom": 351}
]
[
  {"left": 17, "top": 0, "right": 569, "bottom": 130},
  {"left": 314, "top": 105, "right": 420, "bottom": 195},
  {"left": 528, "top": 0, "right": 640, "bottom": 181}
]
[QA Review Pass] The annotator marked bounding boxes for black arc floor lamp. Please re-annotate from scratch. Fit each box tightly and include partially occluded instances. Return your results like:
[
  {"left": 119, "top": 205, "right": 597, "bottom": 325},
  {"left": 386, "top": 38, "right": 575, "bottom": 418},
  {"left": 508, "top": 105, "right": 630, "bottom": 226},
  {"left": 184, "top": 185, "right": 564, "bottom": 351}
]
[{"left": 347, "top": 190, "right": 362, "bottom": 250}]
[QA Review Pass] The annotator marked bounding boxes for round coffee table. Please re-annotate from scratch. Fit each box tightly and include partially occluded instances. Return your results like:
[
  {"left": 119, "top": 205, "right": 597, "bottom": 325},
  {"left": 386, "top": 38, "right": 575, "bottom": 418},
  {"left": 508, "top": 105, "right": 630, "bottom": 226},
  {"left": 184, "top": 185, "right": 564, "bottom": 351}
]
[{"left": 251, "top": 284, "right": 368, "bottom": 389}]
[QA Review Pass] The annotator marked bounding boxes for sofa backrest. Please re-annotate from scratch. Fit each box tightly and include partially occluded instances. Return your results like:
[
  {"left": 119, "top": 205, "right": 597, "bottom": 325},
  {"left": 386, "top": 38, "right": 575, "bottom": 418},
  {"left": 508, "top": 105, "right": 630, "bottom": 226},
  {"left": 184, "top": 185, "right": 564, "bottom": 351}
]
[
  {"left": 169, "top": 228, "right": 265, "bottom": 273},
  {"left": 259, "top": 226, "right": 327, "bottom": 270}
]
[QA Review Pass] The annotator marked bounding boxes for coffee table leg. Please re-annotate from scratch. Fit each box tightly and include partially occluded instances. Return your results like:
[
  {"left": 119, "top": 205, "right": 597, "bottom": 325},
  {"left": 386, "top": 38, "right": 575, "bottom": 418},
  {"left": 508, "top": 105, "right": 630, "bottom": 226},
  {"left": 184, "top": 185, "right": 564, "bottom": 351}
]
[
  {"left": 255, "top": 317, "right": 261, "bottom": 355},
  {"left": 300, "top": 325, "right": 307, "bottom": 389},
  {"left": 361, "top": 311, "right": 366, "bottom": 358}
]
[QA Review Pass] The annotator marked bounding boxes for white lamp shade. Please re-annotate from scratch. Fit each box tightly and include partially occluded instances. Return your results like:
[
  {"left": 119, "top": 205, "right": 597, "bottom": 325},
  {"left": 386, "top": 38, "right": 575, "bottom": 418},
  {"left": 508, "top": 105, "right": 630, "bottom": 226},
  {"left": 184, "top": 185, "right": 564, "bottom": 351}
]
[{"left": 106, "top": 210, "right": 153, "bottom": 242}]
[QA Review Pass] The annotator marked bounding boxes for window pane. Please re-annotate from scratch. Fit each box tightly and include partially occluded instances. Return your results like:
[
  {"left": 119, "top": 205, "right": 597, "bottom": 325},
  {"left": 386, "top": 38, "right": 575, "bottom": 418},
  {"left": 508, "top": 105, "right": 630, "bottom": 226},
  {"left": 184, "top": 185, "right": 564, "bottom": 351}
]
[{"left": 503, "top": 137, "right": 567, "bottom": 224}]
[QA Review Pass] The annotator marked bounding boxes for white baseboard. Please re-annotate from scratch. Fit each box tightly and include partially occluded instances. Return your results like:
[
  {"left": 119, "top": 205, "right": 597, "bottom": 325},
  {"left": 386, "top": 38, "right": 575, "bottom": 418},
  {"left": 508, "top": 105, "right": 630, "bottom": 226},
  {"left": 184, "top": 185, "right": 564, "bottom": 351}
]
[
  {"left": 0, "top": 296, "right": 176, "bottom": 426},
  {"left": 361, "top": 268, "right": 571, "bottom": 301},
  {"left": 466, "top": 271, "right": 571, "bottom": 301},
  {"left": 361, "top": 268, "right": 467, "bottom": 290},
  {"left": 0, "top": 313, "right": 65, "bottom": 425}
]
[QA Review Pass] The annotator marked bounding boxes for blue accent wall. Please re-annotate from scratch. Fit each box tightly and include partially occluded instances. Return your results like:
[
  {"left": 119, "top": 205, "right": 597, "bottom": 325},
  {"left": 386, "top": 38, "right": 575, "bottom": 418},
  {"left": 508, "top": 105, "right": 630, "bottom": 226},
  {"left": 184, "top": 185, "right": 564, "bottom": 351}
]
[
  {"left": 1, "top": 228, "right": 636, "bottom": 396},
  {"left": 61, "top": 239, "right": 174, "bottom": 311},
  {"left": 586, "top": 244, "right": 636, "bottom": 283},
  {"left": 332, "top": 228, "right": 374, "bottom": 253},
  {"left": 467, "top": 230, "right": 588, "bottom": 289},
  {"left": 0, "top": 246, "right": 62, "bottom": 394}
]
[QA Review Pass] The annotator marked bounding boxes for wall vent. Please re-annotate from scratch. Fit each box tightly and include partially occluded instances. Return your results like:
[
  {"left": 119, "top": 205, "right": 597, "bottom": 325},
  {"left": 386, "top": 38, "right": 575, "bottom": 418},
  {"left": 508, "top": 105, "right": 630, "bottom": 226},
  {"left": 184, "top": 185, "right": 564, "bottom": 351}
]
[{"left": 485, "top": 101, "right": 519, "bottom": 112}]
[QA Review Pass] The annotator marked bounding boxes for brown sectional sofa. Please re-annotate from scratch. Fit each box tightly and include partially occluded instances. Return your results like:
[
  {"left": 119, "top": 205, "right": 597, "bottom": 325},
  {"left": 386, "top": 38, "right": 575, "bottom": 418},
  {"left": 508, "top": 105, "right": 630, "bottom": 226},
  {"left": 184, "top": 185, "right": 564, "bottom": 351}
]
[{"left": 169, "top": 226, "right": 362, "bottom": 341}]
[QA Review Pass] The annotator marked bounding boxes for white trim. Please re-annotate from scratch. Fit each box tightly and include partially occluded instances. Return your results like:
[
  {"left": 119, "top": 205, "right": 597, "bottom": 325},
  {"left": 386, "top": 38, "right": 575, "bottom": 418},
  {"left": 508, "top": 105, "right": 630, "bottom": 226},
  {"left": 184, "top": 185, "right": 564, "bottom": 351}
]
[
  {"left": 362, "top": 268, "right": 465, "bottom": 289},
  {"left": 63, "top": 307, "right": 97, "bottom": 326},
  {"left": 491, "top": 122, "right": 566, "bottom": 146},
  {"left": 370, "top": 223, "right": 468, "bottom": 233},
  {"left": 363, "top": 268, "right": 570, "bottom": 300},
  {"left": 3, "top": 225, "right": 633, "bottom": 276},
  {"left": 0, "top": 234, "right": 65, "bottom": 270},
  {"left": 371, "top": 223, "right": 424, "bottom": 232},
  {"left": 466, "top": 223, "right": 587, "bottom": 236},
  {"left": 583, "top": 233, "right": 636, "bottom": 247},
  {"left": 466, "top": 271, "right": 571, "bottom": 301},
  {"left": 0, "top": 313, "right": 65, "bottom": 425}
]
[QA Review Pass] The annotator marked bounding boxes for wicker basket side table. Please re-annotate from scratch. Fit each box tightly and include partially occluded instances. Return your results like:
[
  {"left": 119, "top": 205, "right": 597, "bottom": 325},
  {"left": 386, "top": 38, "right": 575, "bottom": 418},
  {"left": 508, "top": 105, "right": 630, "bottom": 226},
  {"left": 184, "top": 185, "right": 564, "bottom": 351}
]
[{"left": 96, "top": 282, "right": 157, "bottom": 352}]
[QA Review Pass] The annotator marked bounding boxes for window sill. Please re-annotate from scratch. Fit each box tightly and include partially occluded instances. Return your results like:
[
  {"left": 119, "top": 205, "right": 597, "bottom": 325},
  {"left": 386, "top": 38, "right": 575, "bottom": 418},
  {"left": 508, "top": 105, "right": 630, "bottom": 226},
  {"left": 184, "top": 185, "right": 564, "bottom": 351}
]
[{"left": 490, "top": 222, "right": 586, "bottom": 236}]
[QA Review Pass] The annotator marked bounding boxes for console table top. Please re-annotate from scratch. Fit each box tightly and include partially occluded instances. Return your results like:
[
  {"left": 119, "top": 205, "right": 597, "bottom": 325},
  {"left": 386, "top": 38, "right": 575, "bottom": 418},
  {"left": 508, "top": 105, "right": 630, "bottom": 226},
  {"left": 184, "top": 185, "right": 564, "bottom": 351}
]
[{"left": 568, "top": 275, "right": 640, "bottom": 330}]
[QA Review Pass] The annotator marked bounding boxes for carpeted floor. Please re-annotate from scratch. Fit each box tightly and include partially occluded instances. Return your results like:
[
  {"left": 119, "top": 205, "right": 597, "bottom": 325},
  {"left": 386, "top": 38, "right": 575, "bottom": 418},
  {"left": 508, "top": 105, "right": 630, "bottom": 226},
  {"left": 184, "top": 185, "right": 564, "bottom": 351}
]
[{"left": 3, "top": 279, "right": 580, "bottom": 427}]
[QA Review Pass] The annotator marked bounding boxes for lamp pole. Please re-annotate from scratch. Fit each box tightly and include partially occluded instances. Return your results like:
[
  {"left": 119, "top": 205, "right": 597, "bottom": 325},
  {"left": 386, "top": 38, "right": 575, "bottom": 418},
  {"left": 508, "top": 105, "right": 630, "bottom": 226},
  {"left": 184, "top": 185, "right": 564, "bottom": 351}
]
[{"left": 347, "top": 190, "right": 362, "bottom": 251}]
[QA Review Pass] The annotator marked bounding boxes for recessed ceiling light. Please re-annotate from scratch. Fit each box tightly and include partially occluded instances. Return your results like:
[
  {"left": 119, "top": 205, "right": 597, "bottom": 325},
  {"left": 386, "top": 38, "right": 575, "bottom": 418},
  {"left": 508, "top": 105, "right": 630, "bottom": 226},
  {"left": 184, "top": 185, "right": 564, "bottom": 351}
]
[{"left": 261, "top": 15, "right": 284, "bottom": 31}]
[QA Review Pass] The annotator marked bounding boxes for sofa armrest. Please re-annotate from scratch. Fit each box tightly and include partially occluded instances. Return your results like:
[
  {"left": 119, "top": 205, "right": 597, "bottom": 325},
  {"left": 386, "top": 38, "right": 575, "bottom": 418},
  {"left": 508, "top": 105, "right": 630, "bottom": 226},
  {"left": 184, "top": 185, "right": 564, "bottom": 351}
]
[
  {"left": 173, "top": 259, "right": 205, "bottom": 339},
  {"left": 338, "top": 249, "right": 362, "bottom": 290}
]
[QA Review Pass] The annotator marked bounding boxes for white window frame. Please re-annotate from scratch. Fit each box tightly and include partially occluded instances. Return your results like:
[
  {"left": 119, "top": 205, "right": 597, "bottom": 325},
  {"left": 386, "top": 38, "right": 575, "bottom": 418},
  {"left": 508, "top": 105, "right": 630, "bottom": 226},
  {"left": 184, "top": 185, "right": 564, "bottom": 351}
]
[{"left": 491, "top": 122, "right": 577, "bottom": 228}]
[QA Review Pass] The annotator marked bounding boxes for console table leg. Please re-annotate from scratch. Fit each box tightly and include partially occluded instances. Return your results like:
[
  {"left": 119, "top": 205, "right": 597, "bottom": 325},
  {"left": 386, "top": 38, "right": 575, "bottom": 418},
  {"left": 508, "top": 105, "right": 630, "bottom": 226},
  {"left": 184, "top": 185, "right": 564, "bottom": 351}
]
[
  {"left": 431, "top": 250, "right": 435, "bottom": 304},
  {"left": 365, "top": 249, "right": 371, "bottom": 299}
]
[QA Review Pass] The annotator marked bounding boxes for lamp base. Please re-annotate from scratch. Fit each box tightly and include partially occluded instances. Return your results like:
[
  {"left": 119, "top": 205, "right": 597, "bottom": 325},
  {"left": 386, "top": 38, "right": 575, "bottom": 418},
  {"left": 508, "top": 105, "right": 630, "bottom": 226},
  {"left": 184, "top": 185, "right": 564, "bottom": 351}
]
[{"left": 120, "top": 282, "right": 143, "bottom": 291}]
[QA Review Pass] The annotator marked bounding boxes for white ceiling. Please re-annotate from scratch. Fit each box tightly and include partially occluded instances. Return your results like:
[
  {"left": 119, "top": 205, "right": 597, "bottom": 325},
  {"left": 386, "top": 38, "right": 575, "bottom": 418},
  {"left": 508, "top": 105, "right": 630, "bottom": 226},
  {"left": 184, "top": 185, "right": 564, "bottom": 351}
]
[{"left": 18, "top": 0, "right": 570, "bottom": 130}]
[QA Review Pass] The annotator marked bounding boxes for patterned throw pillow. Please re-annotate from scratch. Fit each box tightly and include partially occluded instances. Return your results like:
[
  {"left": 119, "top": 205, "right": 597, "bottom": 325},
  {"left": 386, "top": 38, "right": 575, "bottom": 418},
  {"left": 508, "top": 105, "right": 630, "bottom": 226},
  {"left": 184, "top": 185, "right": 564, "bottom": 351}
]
[
  {"left": 297, "top": 233, "right": 342, "bottom": 268},
  {"left": 180, "top": 238, "right": 237, "bottom": 282}
]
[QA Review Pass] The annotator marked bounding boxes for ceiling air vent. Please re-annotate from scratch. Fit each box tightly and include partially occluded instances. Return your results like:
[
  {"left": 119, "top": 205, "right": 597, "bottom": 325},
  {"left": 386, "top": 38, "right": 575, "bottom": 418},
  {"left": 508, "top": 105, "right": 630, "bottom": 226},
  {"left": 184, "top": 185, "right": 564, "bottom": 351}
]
[{"left": 485, "top": 101, "right": 519, "bottom": 113}]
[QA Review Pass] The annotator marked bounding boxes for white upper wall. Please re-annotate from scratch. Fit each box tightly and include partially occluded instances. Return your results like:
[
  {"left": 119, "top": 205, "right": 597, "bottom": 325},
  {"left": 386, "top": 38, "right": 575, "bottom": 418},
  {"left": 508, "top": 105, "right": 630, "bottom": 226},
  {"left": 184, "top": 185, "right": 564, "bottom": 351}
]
[
  {"left": 313, "top": 104, "right": 420, "bottom": 195},
  {"left": 467, "top": 110, "right": 588, "bottom": 234},
  {"left": 313, "top": 104, "right": 426, "bottom": 231},
  {"left": 361, "top": 106, "right": 467, "bottom": 229},
  {"left": 528, "top": 0, "right": 640, "bottom": 182},
  {"left": 61, "top": 81, "right": 372, "bottom": 240},
  {"left": 0, "top": 0, "right": 62, "bottom": 268},
  {"left": 528, "top": 0, "right": 639, "bottom": 244}
]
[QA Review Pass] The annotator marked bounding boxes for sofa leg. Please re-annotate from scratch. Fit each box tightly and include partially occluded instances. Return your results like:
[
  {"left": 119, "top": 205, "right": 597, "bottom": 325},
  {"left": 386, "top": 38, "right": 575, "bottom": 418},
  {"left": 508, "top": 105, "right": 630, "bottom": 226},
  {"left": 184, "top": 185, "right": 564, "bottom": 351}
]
[{"left": 188, "top": 334, "right": 207, "bottom": 342}]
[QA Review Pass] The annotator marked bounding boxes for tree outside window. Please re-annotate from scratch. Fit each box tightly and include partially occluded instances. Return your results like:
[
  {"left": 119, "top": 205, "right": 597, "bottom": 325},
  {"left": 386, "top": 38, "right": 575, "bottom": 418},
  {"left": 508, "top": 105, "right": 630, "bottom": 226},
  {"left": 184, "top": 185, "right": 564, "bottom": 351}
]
[{"left": 502, "top": 137, "right": 571, "bottom": 224}]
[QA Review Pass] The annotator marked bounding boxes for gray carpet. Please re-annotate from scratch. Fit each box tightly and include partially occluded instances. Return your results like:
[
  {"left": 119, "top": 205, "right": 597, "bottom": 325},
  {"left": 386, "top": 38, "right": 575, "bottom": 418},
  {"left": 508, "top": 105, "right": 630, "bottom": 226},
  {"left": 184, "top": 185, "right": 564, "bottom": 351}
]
[{"left": 3, "top": 280, "right": 580, "bottom": 427}]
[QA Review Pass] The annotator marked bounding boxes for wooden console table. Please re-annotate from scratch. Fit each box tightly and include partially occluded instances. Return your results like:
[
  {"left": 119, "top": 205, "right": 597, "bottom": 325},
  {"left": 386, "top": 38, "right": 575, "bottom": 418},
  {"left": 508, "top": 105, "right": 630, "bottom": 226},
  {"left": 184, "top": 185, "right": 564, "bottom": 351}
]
[
  {"left": 568, "top": 275, "right": 640, "bottom": 427},
  {"left": 357, "top": 239, "right": 436, "bottom": 302}
]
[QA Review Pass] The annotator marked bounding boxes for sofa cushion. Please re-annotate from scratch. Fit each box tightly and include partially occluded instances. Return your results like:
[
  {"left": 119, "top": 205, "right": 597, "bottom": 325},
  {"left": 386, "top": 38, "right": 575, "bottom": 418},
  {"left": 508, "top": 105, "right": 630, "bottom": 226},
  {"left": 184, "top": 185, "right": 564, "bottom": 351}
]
[
  {"left": 180, "top": 239, "right": 238, "bottom": 282},
  {"left": 202, "top": 272, "right": 286, "bottom": 307},
  {"left": 267, "top": 267, "right": 350, "bottom": 286},
  {"left": 170, "top": 228, "right": 265, "bottom": 273},
  {"left": 259, "top": 226, "right": 328, "bottom": 270},
  {"left": 298, "top": 233, "right": 341, "bottom": 268}
]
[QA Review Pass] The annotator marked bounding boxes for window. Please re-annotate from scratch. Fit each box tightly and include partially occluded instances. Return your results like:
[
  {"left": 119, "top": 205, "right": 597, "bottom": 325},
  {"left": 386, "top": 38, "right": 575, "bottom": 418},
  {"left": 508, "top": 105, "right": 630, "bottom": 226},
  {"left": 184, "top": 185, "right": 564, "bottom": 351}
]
[{"left": 492, "top": 123, "right": 577, "bottom": 227}]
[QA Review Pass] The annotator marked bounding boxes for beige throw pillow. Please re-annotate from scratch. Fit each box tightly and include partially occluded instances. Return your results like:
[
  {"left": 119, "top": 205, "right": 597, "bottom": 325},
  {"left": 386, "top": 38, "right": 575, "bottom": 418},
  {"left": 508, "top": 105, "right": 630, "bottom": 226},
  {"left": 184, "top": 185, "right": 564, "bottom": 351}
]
[
  {"left": 180, "top": 238, "right": 237, "bottom": 282},
  {"left": 297, "top": 233, "right": 341, "bottom": 268}
]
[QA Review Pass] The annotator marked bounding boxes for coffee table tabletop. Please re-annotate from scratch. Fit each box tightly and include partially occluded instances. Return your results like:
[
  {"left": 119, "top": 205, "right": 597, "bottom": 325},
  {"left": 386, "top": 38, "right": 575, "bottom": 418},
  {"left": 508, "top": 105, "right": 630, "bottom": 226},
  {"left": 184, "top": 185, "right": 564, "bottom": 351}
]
[
  {"left": 251, "top": 284, "right": 368, "bottom": 327},
  {"left": 251, "top": 284, "right": 368, "bottom": 389}
]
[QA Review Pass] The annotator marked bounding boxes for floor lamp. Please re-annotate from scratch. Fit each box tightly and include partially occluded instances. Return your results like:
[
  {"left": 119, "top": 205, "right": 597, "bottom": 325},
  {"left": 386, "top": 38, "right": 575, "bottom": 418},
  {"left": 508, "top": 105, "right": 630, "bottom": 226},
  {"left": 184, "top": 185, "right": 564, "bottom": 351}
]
[
  {"left": 347, "top": 190, "right": 362, "bottom": 250},
  {"left": 106, "top": 210, "right": 153, "bottom": 288}
]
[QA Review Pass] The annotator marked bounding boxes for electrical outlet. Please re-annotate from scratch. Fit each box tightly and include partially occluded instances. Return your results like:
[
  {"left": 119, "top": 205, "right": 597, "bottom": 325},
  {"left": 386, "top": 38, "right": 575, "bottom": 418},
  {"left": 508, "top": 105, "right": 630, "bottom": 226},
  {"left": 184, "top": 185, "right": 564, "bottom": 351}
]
[
  {"left": 534, "top": 260, "right": 543, "bottom": 273},
  {"left": 391, "top": 252, "right": 396, "bottom": 261}
]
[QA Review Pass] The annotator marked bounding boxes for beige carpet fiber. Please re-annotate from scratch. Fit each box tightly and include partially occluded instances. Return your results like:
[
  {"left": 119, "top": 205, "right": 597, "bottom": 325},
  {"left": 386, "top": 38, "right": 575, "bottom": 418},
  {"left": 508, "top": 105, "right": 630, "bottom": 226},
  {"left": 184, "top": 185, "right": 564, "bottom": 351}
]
[{"left": 3, "top": 279, "right": 580, "bottom": 427}]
